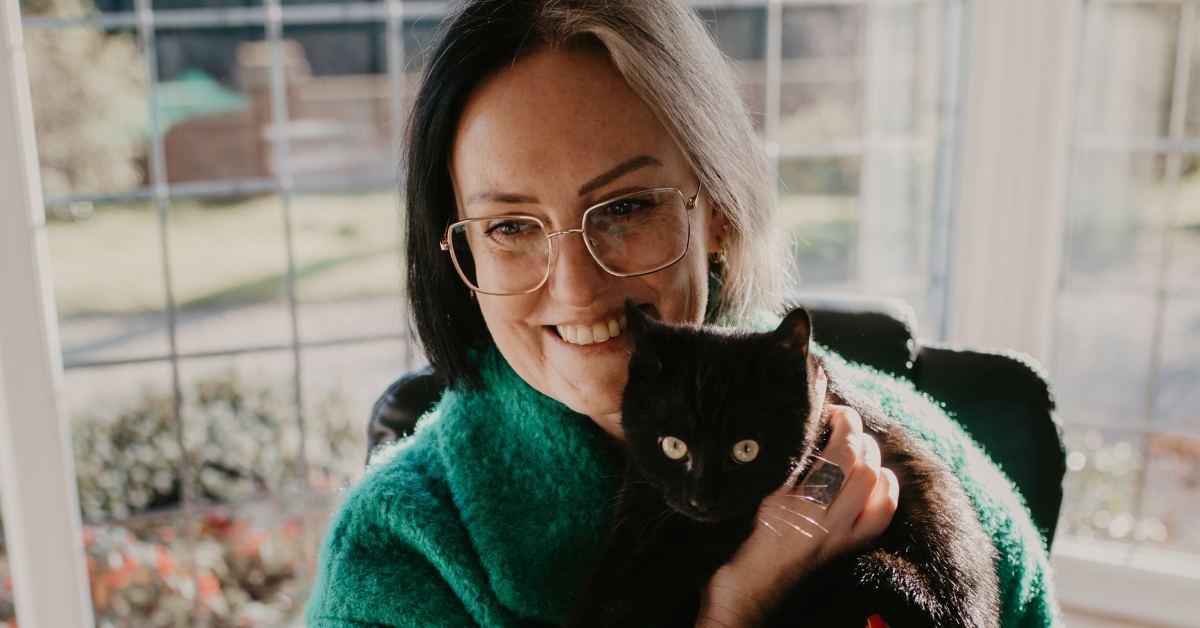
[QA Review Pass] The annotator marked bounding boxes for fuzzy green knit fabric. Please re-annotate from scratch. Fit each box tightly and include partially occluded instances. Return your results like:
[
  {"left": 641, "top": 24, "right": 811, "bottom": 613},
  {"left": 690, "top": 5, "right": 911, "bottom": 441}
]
[{"left": 304, "top": 345, "right": 1060, "bottom": 628}]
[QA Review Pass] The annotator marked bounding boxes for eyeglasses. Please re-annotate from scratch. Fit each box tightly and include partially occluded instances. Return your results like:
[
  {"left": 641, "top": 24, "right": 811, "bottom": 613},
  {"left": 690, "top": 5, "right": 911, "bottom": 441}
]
[{"left": 440, "top": 184, "right": 701, "bottom": 296}]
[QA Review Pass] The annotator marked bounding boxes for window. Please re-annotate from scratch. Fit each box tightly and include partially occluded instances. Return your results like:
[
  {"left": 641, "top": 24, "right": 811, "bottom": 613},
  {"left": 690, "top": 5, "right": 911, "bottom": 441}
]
[
  {"left": 700, "top": 0, "right": 962, "bottom": 331},
  {"left": 14, "top": 0, "right": 968, "bottom": 622},
  {"left": 20, "top": 0, "right": 438, "bottom": 624},
  {"left": 1055, "top": 0, "right": 1200, "bottom": 557}
]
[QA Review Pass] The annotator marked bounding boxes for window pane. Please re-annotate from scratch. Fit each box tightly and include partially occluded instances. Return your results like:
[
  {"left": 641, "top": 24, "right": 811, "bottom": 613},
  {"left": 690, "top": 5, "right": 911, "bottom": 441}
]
[
  {"left": 1054, "top": 290, "right": 1158, "bottom": 429},
  {"left": 1141, "top": 433, "right": 1200, "bottom": 553},
  {"left": 47, "top": 201, "right": 172, "bottom": 366},
  {"left": 192, "top": 497, "right": 332, "bottom": 627},
  {"left": 166, "top": 195, "right": 294, "bottom": 354},
  {"left": 1154, "top": 296, "right": 1200, "bottom": 437},
  {"left": 281, "top": 23, "right": 394, "bottom": 180},
  {"left": 855, "top": 149, "right": 935, "bottom": 308},
  {"left": 1076, "top": 3, "right": 1178, "bottom": 140},
  {"left": 698, "top": 7, "right": 767, "bottom": 133},
  {"left": 292, "top": 193, "right": 404, "bottom": 344},
  {"left": 65, "top": 361, "right": 179, "bottom": 522},
  {"left": 24, "top": 26, "right": 148, "bottom": 199},
  {"left": 178, "top": 351, "right": 302, "bottom": 505},
  {"left": 300, "top": 340, "right": 411, "bottom": 490},
  {"left": 1065, "top": 151, "right": 1170, "bottom": 289},
  {"left": 156, "top": 26, "right": 268, "bottom": 184},
  {"left": 780, "top": 5, "right": 864, "bottom": 143},
  {"left": 780, "top": 156, "right": 860, "bottom": 288},
  {"left": 1058, "top": 428, "right": 1145, "bottom": 546},
  {"left": 1168, "top": 158, "right": 1200, "bottom": 291},
  {"left": 85, "top": 515, "right": 195, "bottom": 628},
  {"left": 861, "top": 0, "right": 945, "bottom": 138}
]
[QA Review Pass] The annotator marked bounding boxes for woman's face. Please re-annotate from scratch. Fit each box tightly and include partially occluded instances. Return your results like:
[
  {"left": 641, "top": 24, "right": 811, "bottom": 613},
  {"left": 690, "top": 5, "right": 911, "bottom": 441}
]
[{"left": 449, "top": 45, "right": 724, "bottom": 439}]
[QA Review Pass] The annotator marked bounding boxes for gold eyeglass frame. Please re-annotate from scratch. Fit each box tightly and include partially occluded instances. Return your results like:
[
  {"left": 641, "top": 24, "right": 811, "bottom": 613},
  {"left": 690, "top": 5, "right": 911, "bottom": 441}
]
[{"left": 440, "top": 183, "right": 702, "bottom": 296}]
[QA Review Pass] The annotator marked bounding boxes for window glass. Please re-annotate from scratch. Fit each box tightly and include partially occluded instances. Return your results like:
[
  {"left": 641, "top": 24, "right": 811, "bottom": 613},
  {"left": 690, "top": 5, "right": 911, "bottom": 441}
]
[
  {"left": 699, "top": 7, "right": 768, "bottom": 133},
  {"left": 20, "top": 1, "right": 974, "bottom": 622},
  {"left": 780, "top": 155, "right": 860, "bottom": 288},
  {"left": 280, "top": 23, "right": 393, "bottom": 181},
  {"left": 47, "top": 201, "right": 172, "bottom": 367},
  {"left": 24, "top": 25, "right": 148, "bottom": 200},
  {"left": 166, "top": 195, "right": 294, "bottom": 355},
  {"left": 1058, "top": 0, "right": 1200, "bottom": 556},
  {"left": 1075, "top": 3, "right": 1178, "bottom": 140},
  {"left": 156, "top": 26, "right": 269, "bottom": 185},
  {"left": 292, "top": 193, "right": 404, "bottom": 345},
  {"left": 780, "top": 5, "right": 864, "bottom": 143}
]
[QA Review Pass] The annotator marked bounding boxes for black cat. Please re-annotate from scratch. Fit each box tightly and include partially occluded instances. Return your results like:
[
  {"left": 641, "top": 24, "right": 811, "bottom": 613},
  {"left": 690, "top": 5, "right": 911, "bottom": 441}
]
[{"left": 566, "top": 301, "right": 999, "bottom": 628}]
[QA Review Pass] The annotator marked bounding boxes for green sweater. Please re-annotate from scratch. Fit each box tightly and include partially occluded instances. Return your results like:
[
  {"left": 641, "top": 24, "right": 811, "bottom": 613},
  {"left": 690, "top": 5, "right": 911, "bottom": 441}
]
[{"left": 304, "top": 346, "right": 1060, "bottom": 628}]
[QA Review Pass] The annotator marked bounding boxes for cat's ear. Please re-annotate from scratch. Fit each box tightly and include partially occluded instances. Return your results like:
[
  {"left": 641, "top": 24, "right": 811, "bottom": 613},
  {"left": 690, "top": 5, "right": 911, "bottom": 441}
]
[
  {"left": 772, "top": 307, "right": 812, "bottom": 359},
  {"left": 625, "top": 299, "right": 664, "bottom": 370},
  {"left": 624, "top": 299, "right": 657, "bottom": 344}
]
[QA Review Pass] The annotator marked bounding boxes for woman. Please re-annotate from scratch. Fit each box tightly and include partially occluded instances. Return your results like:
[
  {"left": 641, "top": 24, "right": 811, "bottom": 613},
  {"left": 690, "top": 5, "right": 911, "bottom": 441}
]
[{"left": 305, "top": 1, "right": 1055, "bottom": 626}]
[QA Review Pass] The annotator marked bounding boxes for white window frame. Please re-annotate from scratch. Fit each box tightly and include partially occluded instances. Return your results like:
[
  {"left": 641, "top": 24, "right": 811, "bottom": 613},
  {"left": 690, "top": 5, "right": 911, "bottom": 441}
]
[{"left": 0, "top": 0, "right": 95, "bottom": 624}]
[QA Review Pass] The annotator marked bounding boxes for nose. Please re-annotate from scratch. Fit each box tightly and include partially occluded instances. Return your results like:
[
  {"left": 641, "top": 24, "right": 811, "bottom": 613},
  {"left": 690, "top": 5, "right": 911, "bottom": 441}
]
[{"left": 547, "top": 231, "right": 611, "bottom": 308}]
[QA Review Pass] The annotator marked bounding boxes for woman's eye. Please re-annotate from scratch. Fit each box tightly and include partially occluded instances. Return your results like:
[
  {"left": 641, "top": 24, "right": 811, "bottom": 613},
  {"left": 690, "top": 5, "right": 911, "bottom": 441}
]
[
  {"left": 484, "top": 220, "right": 539, "bottom": 239},
  {"left": 661, "top": 436, "right": 688, "bottom": 460},
  {"left": 732, "top": 440, "right": 759, "bottom": 463},
  {"left": 487, "top": 221, "right": 524, "bottom": 236},
  {"left": 604, "top": 198, "right": 654, "bottom": 217}
]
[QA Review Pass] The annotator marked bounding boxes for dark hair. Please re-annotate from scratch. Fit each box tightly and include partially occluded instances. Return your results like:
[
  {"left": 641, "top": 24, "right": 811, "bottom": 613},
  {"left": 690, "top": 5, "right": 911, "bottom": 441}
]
[
  {"left": 405, "top": 0, "right": 547, "bottom": 389},
  {"left": 406, "top": 0, "right": 784, "bottom": 389}
]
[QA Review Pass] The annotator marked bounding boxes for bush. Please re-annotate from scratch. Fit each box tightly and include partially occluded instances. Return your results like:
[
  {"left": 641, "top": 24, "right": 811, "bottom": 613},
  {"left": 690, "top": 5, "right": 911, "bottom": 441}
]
[{"left": 72, "top": 369, "right": 360, "bottom": 522}]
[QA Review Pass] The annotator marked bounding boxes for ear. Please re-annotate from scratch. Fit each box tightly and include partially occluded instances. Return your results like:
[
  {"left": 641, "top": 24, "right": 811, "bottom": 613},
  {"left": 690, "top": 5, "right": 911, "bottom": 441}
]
[
  {"left": 706, "top": 206, "right": 729, "bottom": 256},
  {"left": 772, "top": 307, "right": 812, "bottom": 359}
]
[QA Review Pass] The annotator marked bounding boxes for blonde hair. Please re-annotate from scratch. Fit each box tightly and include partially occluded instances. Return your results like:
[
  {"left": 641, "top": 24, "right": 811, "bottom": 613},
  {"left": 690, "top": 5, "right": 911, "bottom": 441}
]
[{"left": 533, "top": 0, "right": 789, "bottom": 322}]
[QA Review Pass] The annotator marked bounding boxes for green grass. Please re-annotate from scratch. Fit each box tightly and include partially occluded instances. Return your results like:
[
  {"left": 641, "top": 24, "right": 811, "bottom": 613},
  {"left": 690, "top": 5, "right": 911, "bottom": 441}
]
[{"left": 46, "top": 192, "right": 404, "bottom": 316}]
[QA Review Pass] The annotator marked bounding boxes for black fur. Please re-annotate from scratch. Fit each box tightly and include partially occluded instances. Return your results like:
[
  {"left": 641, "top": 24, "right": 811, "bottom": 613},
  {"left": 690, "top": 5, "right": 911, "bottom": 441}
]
[{"left": 566, "top": 301, "right": 999, "bottom": 628}]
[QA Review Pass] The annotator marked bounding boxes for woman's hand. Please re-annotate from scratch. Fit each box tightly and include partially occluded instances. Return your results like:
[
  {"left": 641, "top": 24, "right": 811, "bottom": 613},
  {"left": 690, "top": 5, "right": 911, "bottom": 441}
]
[{"left": 695, "top": 368, "right": 900, "bottom": 628}]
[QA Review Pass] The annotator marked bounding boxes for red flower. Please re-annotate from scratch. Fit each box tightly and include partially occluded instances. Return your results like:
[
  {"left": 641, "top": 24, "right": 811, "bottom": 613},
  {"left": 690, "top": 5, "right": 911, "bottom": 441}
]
[{"left": 197, "top": 573, "right": 222, "bottom": 600}]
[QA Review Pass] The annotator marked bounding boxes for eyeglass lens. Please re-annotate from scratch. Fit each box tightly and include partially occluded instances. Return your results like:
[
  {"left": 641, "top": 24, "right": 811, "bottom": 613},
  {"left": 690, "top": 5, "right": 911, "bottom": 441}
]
[{"left": 448, "top": 189, "right": 691, "bottom": 295}]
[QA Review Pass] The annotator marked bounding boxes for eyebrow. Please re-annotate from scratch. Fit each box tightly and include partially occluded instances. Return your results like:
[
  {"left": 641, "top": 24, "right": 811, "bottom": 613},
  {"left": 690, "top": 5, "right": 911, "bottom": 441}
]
[
  {"left": 464, "top": 155, "right": 664, "bottom": 205},
  {"left": 466, "top": 191, "right": 540, "bottom": 205},
  {"left": 577, "top": 155, "right": 663, "bottom": 196}
]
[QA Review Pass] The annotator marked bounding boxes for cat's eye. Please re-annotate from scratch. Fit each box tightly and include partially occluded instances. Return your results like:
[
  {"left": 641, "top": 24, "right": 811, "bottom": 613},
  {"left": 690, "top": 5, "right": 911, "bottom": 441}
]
[
  {"left": 732, "top": 440, "right": 759, "bottom": 463},
  {"left": 660, "top": 436, "right": 688, "bottom": 460}
]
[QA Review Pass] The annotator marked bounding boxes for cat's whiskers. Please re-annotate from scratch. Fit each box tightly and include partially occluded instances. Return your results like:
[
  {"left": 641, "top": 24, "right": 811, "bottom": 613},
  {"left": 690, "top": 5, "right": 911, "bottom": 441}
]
[
  {"left": 775, "top": 505, "right": 829, "bottom": 533},
  {"left": 634, "top": 508, "right": 674, "bottom": 541},
  {"left": 758, "top": 517, "right": 783, "bottom": 537},
  {"left": 763, "top": 512, "right": 814, "bottom": 538},
  {"left": 781, "top": 494, "right": 831, "bottom": 510},
  {"left": 613, "top": 501, "right": 667, "bottom": 534}
]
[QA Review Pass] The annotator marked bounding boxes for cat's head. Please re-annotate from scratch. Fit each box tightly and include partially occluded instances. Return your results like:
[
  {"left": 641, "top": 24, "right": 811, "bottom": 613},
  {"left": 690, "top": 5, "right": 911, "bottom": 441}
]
[{"left": 620, "top": 300, "right": 822, "bottom": 522}]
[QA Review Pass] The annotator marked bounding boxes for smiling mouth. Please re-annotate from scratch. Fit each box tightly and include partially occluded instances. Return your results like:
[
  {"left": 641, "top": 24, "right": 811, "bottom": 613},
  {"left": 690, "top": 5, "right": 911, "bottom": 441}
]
[{"left": 555, "top": 314, "right": 628, "bottom": 346}]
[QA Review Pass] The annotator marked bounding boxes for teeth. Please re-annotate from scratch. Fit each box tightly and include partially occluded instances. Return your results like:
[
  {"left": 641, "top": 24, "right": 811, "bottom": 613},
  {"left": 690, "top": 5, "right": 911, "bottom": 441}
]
[{"left": 556, "top": 315, "right": 626, "bottom": 346}]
